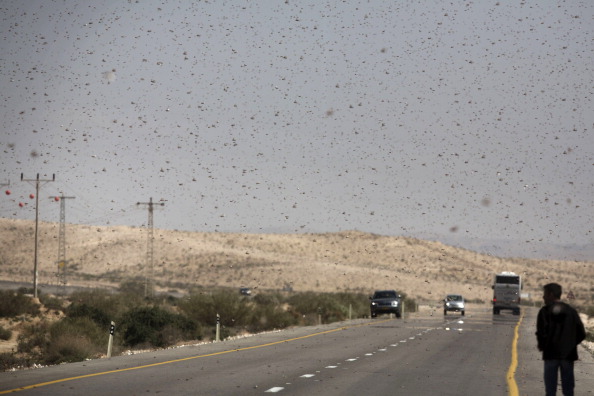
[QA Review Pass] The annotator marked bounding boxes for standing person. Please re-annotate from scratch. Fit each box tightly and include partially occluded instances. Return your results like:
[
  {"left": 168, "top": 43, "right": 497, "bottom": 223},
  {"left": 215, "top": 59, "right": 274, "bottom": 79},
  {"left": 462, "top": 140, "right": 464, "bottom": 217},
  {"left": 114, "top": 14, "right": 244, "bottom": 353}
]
[{"left": 536, "top": 283, "right": 586, "bottom": 396}]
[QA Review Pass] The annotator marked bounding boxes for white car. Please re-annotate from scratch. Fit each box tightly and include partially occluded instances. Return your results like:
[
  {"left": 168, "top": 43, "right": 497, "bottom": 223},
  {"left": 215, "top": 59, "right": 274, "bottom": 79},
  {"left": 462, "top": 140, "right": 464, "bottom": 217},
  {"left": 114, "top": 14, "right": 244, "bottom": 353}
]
[{"left": 444, "top": 294, "right": 465, "bottom": 316}]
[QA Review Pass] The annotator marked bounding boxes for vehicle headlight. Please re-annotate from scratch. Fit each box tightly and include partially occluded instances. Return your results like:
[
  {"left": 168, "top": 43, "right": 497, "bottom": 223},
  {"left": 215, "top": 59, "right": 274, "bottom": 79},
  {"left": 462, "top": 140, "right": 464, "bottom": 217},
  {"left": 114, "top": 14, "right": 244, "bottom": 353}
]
[
  {"left": 391, "top": 301, "right": 398, "bottom": 307},
  {"left": 371, "top": 302, "right": 377, "bottom": 306},
  {"left": 446, "top": 302, "right": 451, "bottom": 307}
]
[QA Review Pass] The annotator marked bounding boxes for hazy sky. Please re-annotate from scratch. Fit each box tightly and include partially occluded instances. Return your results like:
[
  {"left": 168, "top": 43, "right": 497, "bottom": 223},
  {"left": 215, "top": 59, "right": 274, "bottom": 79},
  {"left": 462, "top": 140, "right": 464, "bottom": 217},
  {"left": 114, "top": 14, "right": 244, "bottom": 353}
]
[{"left": 1, "top": 0, "right": 593, "bottom": 259}]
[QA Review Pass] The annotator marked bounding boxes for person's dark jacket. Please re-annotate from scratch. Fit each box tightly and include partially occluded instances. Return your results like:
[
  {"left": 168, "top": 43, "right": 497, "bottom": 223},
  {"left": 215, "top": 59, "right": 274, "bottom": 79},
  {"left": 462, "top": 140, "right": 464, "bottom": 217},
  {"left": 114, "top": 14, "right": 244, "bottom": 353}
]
[{"left": 536, "top": 301, "right": 586, "bottom": 361}]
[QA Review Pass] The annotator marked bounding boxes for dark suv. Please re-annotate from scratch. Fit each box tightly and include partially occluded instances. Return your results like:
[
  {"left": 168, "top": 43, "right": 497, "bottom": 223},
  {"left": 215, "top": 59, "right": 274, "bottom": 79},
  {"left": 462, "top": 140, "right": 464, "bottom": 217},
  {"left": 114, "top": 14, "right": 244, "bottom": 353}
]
[{"left": 370, "top": 290, "right": 402, "bottom": 318}]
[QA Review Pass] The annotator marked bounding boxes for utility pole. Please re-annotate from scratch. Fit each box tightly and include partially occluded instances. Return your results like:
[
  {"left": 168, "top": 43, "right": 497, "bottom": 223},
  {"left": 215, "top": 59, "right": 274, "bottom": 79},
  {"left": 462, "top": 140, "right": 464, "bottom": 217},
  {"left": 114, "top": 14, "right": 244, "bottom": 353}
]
[
  {"left": 136, "top": 197, "right": 165, "bottom": 298},
  {"left": 52, "top": 194, "right": 75, "bottom": 294},
  {"left": 21, "top": 173, "right": 55, "bottom": 299}
]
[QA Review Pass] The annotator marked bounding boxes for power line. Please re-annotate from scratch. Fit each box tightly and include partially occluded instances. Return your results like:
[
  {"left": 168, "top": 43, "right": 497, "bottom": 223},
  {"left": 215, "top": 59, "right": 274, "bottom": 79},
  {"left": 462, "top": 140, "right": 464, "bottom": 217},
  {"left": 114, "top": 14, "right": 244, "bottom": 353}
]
[
  {"left": 136, "top": 197, "right": 165, "bottom": 298},
  {"left": 21, "top": 173, "right": 55, "bottom": 299},
  {"left": 51, "top": 194, "right": 75, "bottom": 294}
]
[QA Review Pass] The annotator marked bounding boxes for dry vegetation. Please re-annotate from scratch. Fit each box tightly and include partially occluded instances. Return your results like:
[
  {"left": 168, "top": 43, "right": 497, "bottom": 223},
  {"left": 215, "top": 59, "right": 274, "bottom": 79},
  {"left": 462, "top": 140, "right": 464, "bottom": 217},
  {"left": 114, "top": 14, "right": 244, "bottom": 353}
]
[{"left": 1, "top": 218, "right": 593, "bottom": 306}]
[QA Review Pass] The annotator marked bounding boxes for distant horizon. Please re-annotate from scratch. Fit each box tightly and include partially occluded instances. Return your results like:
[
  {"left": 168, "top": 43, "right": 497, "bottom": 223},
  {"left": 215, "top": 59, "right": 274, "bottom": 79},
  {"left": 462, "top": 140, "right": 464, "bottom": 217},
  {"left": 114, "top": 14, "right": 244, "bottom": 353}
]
[{"left": 2, "top": 216, "right": 591, "bottom": 263}]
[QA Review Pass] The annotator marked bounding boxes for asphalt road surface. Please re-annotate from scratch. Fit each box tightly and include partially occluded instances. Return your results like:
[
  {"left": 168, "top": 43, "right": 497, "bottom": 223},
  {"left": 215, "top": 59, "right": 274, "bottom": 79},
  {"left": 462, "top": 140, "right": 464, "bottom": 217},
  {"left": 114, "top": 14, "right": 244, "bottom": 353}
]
[{"left": 1, "top": 305, "right": 593, "bottom": 395}]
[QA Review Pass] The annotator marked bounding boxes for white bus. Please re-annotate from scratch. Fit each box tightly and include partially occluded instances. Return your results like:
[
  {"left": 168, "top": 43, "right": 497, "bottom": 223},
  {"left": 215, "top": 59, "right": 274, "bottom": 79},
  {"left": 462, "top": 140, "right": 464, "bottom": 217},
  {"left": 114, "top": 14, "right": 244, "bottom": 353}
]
[{"left": 492, "top": 271, "right": 521, "bottom": 315}]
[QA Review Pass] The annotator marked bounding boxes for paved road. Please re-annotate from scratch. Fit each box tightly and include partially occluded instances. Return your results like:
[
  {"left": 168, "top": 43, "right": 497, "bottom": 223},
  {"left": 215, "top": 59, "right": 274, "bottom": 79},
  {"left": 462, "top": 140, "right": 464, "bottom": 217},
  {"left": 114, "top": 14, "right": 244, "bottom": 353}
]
[{"left": 1, "top": 305, "right": 592, "bottom": 395}]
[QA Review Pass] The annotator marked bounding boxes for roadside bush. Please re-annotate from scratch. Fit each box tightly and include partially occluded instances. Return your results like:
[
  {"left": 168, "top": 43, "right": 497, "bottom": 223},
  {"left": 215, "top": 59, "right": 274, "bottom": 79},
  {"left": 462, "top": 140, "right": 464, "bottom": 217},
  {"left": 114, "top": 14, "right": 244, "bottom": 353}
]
[
  {"left": 0, "top": 290, "right": 40, "bottom": 318},
  {"left": 0, "top": 353, "right": 32, "bottom": 371},
  {"left": 0, "top": 325, "right": 12, "bottom": 341},
  {"left": 69, "top": 290, "right": 127, "bottom": 321},
  {"left": 334, "top": 292, "right": 370, "bottom": 318},
  {"left": 246, "top": 302, "right": 297, "bottom": 332},
  {"left": 178, "top": 290, "right": 250, "bottom": 327},
  {"left": 252, "top": 292, "right": 283, "bottom": 306},
  {"left": 287, "top": 292, "right": 356, "bottom": 324},
  {"left": 66, "top": 303, "right": 110, "bottom": 328},
  {"left": 44, "top": 317, "right": 105, "bottom": 364},
  {"left": 38, "top": 294, "right": 65, "bottom": 311},
  {"left": 44, "top": 334, "right": 96, "bottom": 365},
  {"left": 286, "top": 291, "right": 323, "bottom": 318},
  {"left": 119, "top": 306, "right": 201, "bottom": 348},
  {"left": 17, "top": 321, "right": 50, "bottom": 356}
]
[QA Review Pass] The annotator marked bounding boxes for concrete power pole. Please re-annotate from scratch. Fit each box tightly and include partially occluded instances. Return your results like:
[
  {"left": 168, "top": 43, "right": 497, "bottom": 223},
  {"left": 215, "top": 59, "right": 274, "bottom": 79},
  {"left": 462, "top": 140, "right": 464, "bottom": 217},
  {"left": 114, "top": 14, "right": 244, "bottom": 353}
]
[
  {"left": 136, "top": 197, "right": 165, "bottom": 298},
  {"left": 53, "top": 194, "right": 75, "bottom": 294},
  {"left": 21, "top": 173, "right": 55, "bottom": 299}
]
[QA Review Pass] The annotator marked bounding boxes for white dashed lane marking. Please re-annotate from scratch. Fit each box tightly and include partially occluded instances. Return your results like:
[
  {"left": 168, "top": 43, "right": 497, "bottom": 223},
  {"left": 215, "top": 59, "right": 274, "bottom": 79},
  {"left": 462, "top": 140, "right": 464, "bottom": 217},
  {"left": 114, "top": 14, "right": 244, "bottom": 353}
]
[{"left": 264, "top": 322, "right": 465, "bottom": 393}]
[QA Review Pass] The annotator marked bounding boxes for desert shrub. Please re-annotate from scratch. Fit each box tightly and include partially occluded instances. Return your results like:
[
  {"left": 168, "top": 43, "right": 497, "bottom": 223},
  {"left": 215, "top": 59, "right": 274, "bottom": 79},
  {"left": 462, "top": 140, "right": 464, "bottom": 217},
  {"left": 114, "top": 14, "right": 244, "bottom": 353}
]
[
  {"left": 17, "top": 321, "right": 51, "bottom": 355},
  {"left": 179, "top": 290, "right": 299, "bottom": 335},
  {"left": 0, "top": 290, "right": 40, "bottom": 318},
  {"left": 66, "top": 303, "right": 111, "bottom": 328},
  {"left": 288, "top": 292, "right": 368, "bottom": 324},
  {"left": 246, "top": 304, "right": 297, "bottom": 332},
  {"left": 178, "top": 290, "right": 250, "bottom": 327},
  {"left": 44, "top": 334, "right": 97, "bottom": 365},
  {"left": 50, "top": 317, "right": 105, "bottom": 346},
  {"left": 287, "top": 292, "right": 323, "bottom": 316},
  {"left": 252, "top": 292, "right": 285, "bottom": 306},
  {"left": 0, "top": 353, "right": 32, "bottom": 371},
  {"left": 69, "top": 289, "right": 137, "bottom": 323},
  {"left": 38, "top": 294, "right": 65, "bottom": 311},
  {"left": 119, "top": 306, "right": 200, "bottom": 348},
  {"left": 44, "top": 317, "right": 105, "bottom": 364},
  {"left": 0, "top": 326, "right": 12, "bottom": 341},
  {"left": 334, "top": 292, "right": 370, "bottom": 318}
]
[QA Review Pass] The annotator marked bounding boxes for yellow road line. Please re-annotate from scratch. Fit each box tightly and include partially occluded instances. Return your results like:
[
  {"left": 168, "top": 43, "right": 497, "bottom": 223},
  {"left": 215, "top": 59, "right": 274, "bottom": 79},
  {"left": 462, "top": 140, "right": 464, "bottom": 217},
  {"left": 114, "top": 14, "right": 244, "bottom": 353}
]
[
  {"left": 506, "top": 310, "right": 524, "bottom": 396},
  {"left": 0, "top": 319, "right": 390, "bottom": 394}
]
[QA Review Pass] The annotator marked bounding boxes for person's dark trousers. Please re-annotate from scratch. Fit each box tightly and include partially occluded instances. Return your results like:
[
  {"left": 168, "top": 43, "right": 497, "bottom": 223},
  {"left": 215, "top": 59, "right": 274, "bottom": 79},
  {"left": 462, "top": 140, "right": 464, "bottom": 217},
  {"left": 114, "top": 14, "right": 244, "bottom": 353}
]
[{"left": 544, "top": 359, "right": 575, "bottom": 396}]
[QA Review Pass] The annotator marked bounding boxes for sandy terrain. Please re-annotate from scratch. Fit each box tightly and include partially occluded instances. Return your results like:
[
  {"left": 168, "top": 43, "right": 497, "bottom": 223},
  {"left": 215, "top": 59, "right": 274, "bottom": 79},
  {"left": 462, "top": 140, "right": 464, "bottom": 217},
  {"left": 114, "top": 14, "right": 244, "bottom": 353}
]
[
  {"left": 1, "top": 218, "right": 593, "bottom": 357},
  {"left": 1, "top": 218, "right": 592, "bottom": 305}
]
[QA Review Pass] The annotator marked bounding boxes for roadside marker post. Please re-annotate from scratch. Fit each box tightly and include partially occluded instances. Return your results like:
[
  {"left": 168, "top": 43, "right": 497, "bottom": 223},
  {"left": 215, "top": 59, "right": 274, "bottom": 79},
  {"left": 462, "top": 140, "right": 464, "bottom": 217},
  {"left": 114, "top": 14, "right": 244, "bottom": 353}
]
[
  {"left": 107, "top": 321, "right": 115, "bottom": 358},
  {"left": 215, "top": 314, "right": 221, "bottom": 342}
]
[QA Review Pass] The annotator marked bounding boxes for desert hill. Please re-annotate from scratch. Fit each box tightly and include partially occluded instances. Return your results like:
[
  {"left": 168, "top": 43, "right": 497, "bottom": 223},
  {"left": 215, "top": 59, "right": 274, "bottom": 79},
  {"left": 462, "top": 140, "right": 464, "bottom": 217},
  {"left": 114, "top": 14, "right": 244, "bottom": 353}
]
[{"left": 1, "top": 218, "right": 592, "bottom": 304}]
